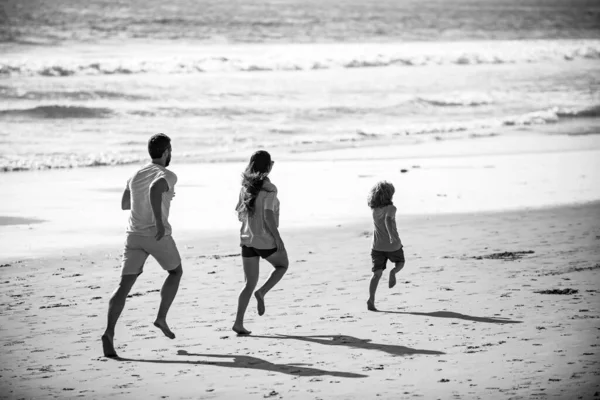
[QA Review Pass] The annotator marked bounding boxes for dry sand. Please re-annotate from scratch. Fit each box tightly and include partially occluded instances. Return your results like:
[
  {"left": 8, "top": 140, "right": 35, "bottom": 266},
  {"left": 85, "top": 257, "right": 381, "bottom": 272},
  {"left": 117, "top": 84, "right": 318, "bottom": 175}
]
[{"left": 1, "top": 133, "right": 599, "bottom": 399}]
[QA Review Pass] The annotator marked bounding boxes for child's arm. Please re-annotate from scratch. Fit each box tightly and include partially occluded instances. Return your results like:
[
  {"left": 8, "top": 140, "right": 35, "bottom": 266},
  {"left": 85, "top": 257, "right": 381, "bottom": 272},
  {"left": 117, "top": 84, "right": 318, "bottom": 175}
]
[{"left": 384, "top": 206, "right": 396, "bottom": 243}]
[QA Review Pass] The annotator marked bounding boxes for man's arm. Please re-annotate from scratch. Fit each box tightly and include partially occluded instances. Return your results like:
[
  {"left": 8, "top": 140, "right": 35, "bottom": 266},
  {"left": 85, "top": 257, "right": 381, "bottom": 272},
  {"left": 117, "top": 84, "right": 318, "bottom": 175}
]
[
  {"left": 150, "top": 178, "right": 169, "bottom": 241},
  {"left": 121, "top": 188, "right": 131, "bottom": 210}
]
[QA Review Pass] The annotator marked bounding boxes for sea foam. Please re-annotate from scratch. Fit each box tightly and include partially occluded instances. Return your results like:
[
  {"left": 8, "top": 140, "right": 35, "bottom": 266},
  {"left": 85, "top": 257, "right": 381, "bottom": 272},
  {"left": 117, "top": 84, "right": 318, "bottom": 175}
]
[{"left": 1, "top": 40, "right": 598, "bottom": 77}]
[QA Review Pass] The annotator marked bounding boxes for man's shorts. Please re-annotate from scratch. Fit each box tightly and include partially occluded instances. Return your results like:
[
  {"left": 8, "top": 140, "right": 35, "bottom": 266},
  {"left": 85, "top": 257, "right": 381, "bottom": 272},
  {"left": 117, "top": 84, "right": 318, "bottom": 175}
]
[
  {"left": 241, "top": 245, "right": 277, "bottom": 259},
  {"left": 371, "top": 247, "right": 405, "bottom": 272},
  {"left": 121, "top": 234, "right": 182, "bottom": 276}
]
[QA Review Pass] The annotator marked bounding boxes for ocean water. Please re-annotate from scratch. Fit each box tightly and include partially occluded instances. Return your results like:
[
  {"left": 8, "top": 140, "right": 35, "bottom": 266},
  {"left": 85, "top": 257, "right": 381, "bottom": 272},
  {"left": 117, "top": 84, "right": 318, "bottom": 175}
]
[{"left": 1, "top": 0, "right": 599, "bottom": 171}]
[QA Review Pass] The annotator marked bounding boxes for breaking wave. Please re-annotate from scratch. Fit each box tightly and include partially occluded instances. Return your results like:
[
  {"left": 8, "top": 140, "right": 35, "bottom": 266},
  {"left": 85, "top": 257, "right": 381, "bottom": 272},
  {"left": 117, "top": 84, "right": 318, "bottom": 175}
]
[
  {"left": 0, "top": 87, "right": 150, "bottom": 101},
  {"left": 0, "top": 105, "right": 113, "bottom": 119},
  {"left": 3, "top": 104, "right": 598, "bottom": 172},
  {"left": 1, "top": 40, "right": 598, "bottom": 77}
]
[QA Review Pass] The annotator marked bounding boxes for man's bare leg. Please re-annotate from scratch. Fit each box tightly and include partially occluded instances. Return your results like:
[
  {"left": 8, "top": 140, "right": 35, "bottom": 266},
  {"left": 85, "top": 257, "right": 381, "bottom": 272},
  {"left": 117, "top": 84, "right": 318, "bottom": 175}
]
[
  {"left": 103, "top": 274, "right": 138, "bottom": 357},
  {"left": 153, "top": 265, "right": 183, "bottom": 339},
  {"left": 255, "top": 250, "right": 289, "bottom": 316},
  {"left": 233, "top": 257, "right": 259, "bottom": 335},
  {"left": 367, "top": 270, "right": 383, "bottom": 311}
]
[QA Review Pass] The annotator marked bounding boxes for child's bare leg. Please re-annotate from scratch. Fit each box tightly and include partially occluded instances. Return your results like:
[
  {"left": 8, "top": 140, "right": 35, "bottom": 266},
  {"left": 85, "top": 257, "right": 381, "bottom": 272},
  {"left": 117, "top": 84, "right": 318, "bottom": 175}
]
[
  {"left": 232, "top": 257, "right": 259, "bottom": 335},
  {"left": 389, "top": 261, "right": 405, "bottom": 289},
  {"left": 367, "top": 269, "right": 383, "bottom": 311}
]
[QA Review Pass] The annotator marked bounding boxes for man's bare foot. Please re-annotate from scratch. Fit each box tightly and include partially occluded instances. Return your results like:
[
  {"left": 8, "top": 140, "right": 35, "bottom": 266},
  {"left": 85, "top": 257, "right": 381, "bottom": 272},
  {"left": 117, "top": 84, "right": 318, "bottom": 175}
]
[
  {"left": 102, "top": 333, "right": 118, "bottom": 358},
  {"left": 153, "top": 320, "right": 176, "bottom": 339},
  {"left": 254, "top": 290, "right": 265, "bottom": 316},
  {"left": 367, "top": 300, "right": 378, "bottom": 312},
  {"left": 389, "top": 271, "right": 397, "bottom": 288},
  {"left": 232, "top": 325, "right": 252, "bottom": 335}
]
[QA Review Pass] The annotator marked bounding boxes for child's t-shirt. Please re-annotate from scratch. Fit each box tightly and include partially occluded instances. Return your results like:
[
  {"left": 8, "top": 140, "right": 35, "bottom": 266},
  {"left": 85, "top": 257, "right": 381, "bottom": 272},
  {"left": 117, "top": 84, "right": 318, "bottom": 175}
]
[{"left": 372, "top": 204, "right": 402, "bottom": 252}]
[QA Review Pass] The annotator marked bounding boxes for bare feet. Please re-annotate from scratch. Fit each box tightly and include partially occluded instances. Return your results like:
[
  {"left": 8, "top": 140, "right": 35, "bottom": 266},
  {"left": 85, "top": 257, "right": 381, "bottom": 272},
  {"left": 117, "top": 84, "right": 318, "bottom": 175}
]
[
  {"left": 367, "top": 300, "right": 378, "bottom": 312},
  {"left": 102, "top": 333, "right": 118, "bottom": 358},
  {"left": 232, "top": 325, "right": 252, "bottom": 335},
  {"left": 254, "top": 290, "right": 265, "bottom": 316},
  {"left": 153, "top": 319, "right": 176, "bottom": 339},
  {"left": 389, "top": 271, "right": 397, "bottom": 288}
]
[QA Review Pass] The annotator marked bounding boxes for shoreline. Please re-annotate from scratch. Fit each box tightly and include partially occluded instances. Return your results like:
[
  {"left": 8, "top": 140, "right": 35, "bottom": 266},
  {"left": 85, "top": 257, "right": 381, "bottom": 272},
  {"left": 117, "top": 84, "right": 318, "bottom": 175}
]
[{"left": 2, "top": 132, "right": 600, "bottom": 261}]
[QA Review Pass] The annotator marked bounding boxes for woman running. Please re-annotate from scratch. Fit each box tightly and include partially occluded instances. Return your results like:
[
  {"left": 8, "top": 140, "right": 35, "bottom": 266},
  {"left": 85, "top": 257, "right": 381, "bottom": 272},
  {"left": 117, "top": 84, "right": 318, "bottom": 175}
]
[{"left": 232, "top": 150, "right": 289, "bottom": 335}]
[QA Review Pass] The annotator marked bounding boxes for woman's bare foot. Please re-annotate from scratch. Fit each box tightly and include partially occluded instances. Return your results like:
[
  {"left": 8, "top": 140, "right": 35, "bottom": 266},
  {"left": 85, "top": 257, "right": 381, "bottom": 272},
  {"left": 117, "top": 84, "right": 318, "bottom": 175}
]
[
  {"left": 232, "top": 325, "right": 252, "bottom": 335},
  {"left": 367, "top": 300, "right": 378, "bottom": 311},
  {"left": 153, "top": 319, "right": 176, "bottom": 339},
  {"left": 102, "top": 332, "right": 118, "bottom": 358},
  {"left": 254, "top": 290, "right": 265, "bottom": 316}
]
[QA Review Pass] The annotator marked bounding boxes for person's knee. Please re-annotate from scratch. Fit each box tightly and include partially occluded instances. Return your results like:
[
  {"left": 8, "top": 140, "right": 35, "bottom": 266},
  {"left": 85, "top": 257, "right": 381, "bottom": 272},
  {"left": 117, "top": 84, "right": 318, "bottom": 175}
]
[
  {"left": 118, "top": 274, "right": 138, "bottom": 290},
  {"left": 245, "top": 276, "right": 259, "bottom": 289},
  {"left": 396, "top": 261, "right": 405, "bottom": 270},
  {"left": 372, "top": 269, "right": 384, "bottom": 278},
  {"left": 168, "top": 265, "right": 183, "bottom": 277}
]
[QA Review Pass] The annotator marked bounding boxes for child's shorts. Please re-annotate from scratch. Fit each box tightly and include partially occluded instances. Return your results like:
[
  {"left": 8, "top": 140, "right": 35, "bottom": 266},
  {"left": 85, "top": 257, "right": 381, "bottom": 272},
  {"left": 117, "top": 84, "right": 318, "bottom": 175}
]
[{"left": 371, "top": 247, "right": 405, "bottom": 272}]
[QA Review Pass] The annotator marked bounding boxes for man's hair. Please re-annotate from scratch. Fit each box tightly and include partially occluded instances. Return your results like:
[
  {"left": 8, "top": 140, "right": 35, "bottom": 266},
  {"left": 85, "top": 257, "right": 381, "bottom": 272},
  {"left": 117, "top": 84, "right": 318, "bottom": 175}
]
[
  {"left": 148, "top": 133, "right": 171, "bottom": 159},
  {"left": 367, "top": 181, "right": 395, "bottom": 209}
]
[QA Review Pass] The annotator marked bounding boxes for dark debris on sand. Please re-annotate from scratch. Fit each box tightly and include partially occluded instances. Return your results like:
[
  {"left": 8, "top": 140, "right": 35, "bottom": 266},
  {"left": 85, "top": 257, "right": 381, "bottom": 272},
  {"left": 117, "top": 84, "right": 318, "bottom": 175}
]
[
  {"left": 541, "top": 263, "right": 600, "bottom": 276},
  {"left": 534, "top": 288, "right": 579, "bottom": 295},
  {"left": 40, "top": 303, "right": 73, "bottom": 309},
  {"left": 473, "top": 251, "right": 535, "bottom": 261}
]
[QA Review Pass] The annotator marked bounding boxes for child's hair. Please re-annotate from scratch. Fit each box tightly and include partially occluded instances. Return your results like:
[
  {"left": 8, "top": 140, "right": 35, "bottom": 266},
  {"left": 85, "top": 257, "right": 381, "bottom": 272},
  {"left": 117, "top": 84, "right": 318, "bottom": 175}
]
[
  {"left": 368, "top": 181, "right": 395, "bottom": 209},
  {"left": 236, "top": 150, "right": 272, "bottom": 220}
]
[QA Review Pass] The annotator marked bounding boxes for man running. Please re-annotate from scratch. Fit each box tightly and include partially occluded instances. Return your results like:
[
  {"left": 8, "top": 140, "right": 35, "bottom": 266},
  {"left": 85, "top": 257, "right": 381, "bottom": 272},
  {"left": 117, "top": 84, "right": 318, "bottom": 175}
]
[{"left": 102, "top": 133, "right": 183, "bottom": 358}]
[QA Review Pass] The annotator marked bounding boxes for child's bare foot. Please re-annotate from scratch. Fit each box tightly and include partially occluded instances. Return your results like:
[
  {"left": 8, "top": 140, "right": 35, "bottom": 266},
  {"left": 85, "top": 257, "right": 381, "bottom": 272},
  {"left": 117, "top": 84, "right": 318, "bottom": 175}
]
[
  {"left": 389, "top": 271, "right": 397, "bottom": 288},
  {"left": 367, "top": 300, "right": 378, "bottom": 311},
  {"left": 254, "top": 290, "right": 265, "bottom": 316},
  {"left": 232, "top": 325, "right": 252, "bottom": 335},
  {"left": 153, "top": 319, "right": 176, "bottom": 339},
  {"left": 102, "top": 332, "right": 118, "bottom": 358}
]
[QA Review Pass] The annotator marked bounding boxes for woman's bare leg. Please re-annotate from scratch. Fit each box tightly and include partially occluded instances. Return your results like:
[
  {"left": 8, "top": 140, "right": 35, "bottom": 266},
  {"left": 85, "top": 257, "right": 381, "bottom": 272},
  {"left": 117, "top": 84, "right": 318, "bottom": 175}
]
[
  {"left": 254, "top": 250, "right": 289, "bottom": 316},
  {"left": 232, "top": 257, "right": 259, "bottom": 334}
]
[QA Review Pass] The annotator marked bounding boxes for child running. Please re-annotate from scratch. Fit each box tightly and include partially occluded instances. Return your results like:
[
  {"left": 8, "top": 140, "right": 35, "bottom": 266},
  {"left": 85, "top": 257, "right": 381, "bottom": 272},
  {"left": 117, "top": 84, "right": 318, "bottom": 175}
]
[{"left": 367, "top": 181, "right": 405, "bottom": 311}]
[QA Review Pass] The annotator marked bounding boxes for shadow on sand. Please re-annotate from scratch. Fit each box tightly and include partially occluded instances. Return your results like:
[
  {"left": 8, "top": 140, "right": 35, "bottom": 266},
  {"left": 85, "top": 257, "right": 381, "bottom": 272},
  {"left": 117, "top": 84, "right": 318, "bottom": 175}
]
[
  {"left": 249, "top": 334, "right": 445, "bottom": 357},
  {"left": 112, "top": 351, "right": 367, "bottom": 378},
  {"left": 380, "top": 310, "right": 522, "bottom": 324}
]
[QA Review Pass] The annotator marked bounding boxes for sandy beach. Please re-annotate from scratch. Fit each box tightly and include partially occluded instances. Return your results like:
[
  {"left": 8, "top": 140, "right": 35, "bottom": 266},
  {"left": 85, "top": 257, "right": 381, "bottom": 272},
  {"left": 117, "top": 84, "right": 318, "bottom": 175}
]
[
  {"left": 1, "top": 132, "right": 599, "bottom": 399},
  {"left": 2, "top": 1, "right": 600, "bottom": 397}
]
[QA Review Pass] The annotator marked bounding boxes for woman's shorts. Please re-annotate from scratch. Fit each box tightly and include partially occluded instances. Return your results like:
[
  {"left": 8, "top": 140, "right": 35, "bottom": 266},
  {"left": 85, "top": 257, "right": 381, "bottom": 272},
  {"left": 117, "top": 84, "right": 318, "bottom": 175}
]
[
  {"left": 371, "top": 247, "right": 405, "bottom": 272},
  {"left": 241, "top": 245, "right": 277, "bottom": 259}
]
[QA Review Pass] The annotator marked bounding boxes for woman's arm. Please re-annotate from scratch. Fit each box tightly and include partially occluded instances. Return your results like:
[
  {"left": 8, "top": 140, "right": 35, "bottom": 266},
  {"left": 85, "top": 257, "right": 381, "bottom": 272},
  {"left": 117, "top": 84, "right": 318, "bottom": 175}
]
[{"left": 264, "top": 209, "right": 285, "bottom": 251}]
